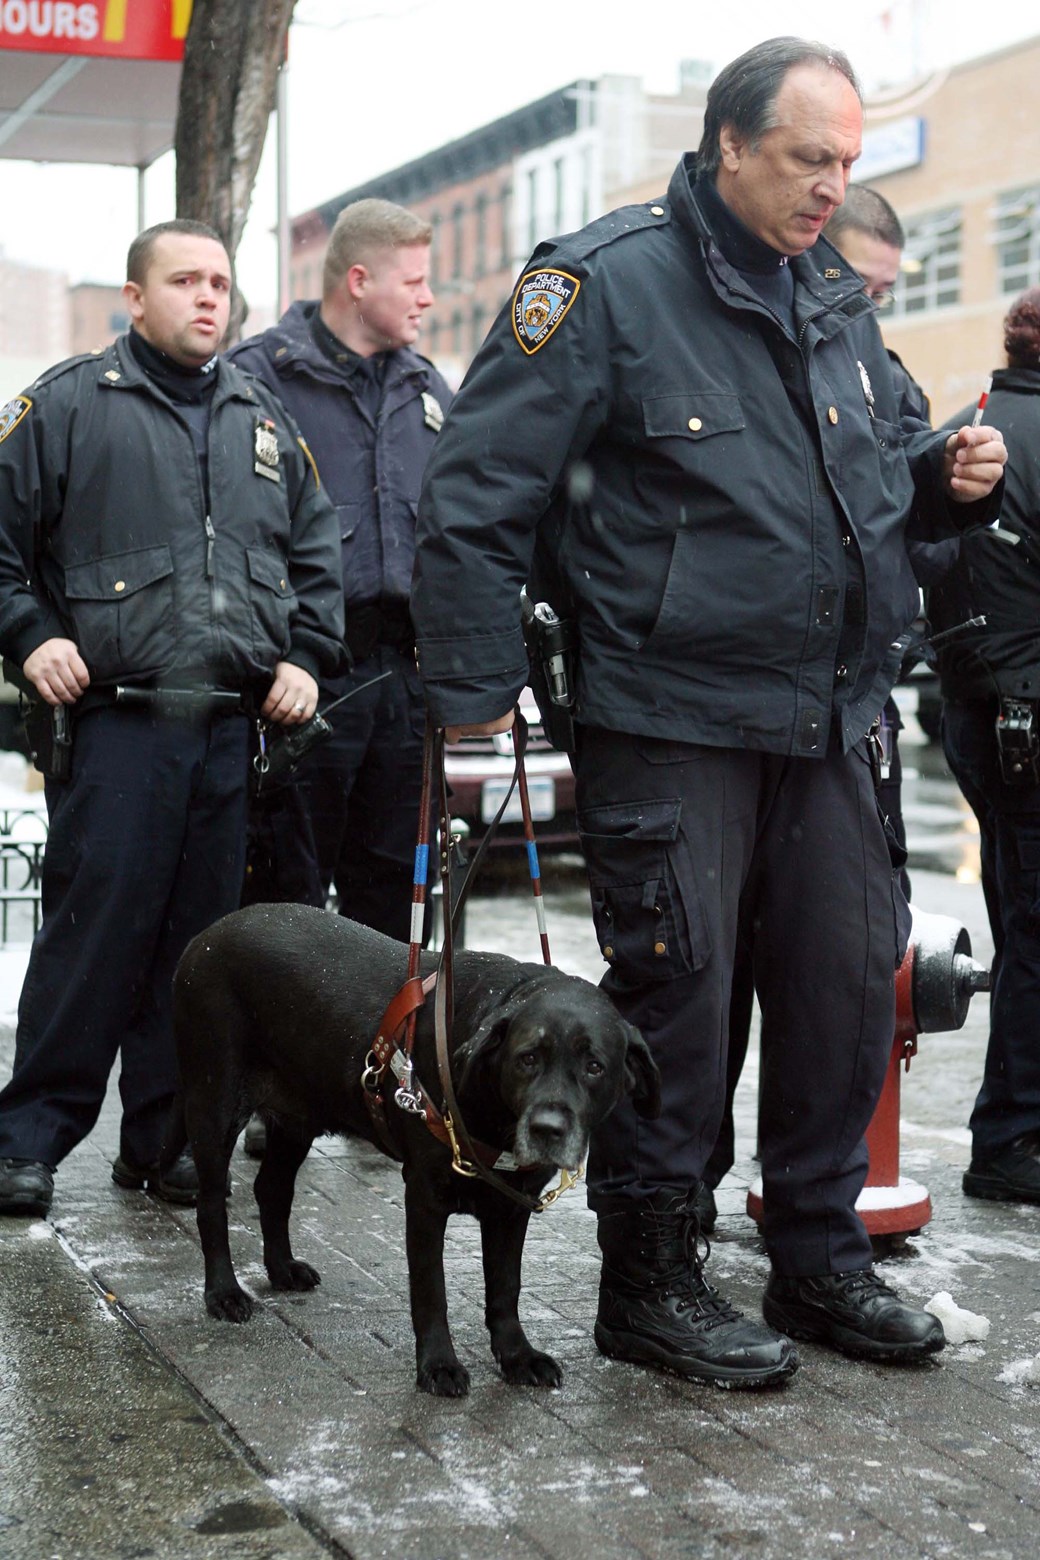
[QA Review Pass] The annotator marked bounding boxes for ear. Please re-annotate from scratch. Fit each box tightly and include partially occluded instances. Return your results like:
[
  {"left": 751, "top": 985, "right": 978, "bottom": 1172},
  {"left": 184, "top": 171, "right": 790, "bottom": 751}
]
[
  {"left": 454, "top": 1005, "right": 518, "bottom": 1094},
  {"left": 623, "top": 1023, "right": 661, "bottom": 1119},
  {"left": 123, "top": 278, "right": 144, "bottom": 325},
  {"left": 718, "top": 122, "right": 745, "bottom": 174}
]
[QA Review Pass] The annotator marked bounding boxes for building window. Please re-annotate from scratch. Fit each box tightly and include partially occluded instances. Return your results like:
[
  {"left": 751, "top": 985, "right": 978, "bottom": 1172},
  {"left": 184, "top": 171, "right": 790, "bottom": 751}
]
[
  {"left": 500, "top": 182, "right": 513, "bottom": 271},
  {"left": 994, "top": 185, "right": 1040, "bottom": 295},
  {"left": 429, "top": 212, "right": 441, "bottom": 287},
  {"left": 474, "top": 193, "right": 487, "bottom": 279},
  {"left": 553, "top": 156, "right": 565, "bottom": 234},
  {"left": 471, "top": 303, "right": 487, "bottom": 354},
  {"left": 893, "top": 207, "right": 962, "bottom": 316},
  {"left": 451, "top": 309, "right": 464, "bottom": 356},
  {"left": 527, "top": 167, "right": 539, "bottom": 254},
  {"left": 452, "top": 203, "right": 465, "bottom": 280}
]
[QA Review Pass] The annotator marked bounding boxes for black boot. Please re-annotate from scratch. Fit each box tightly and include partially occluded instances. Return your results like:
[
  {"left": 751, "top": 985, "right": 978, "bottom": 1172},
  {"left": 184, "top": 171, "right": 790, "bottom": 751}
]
[
  {"left": 763, "top": 1270, "right": 945, "bottom": 1361},
  {"left": 595, "top": 1189, "right": 798, "bottom": 1389}
]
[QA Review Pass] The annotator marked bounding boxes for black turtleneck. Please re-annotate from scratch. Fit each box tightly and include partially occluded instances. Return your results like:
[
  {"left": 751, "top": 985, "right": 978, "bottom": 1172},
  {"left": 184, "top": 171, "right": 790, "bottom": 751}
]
[
  {"left": 311, "top": 311, "right": 389, "bottom": 420},
  {"left": 128, "top": 328, "right": 218, "bottom": 502},
  {"left": 698, "top": 176, "right": 795, "bottom": 326}
]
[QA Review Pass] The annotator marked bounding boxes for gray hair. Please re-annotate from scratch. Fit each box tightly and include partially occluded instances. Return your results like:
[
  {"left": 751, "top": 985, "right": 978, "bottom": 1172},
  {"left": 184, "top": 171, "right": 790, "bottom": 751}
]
[
  {"left": 323, "top": 198, "right": 433, "bottom": 296},
  {"left": 697, "top": 36, "right": 861, "bottom": 177}
]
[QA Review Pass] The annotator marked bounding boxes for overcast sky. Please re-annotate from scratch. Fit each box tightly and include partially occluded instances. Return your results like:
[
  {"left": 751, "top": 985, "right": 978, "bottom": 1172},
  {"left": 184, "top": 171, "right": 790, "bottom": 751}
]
[{"left": 1, "top": 0, "right": 1035, "bottom": 308}]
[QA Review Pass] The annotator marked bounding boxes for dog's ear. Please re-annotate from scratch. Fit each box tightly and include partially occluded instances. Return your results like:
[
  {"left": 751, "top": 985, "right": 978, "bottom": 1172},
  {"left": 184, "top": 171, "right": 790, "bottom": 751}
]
[
  {"left": 623, "top": 1023, "right": 661, "bottom": 1119},
  {"left": 454, "top": 1006, "right": 518, "bottom": 1094}
]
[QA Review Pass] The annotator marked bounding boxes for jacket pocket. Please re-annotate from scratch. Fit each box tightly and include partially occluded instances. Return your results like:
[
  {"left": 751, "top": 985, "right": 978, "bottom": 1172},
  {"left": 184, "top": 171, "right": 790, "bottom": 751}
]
[
  {"left": 247, "top": 546, "right": 296, "bottom": 663},
  {"left": 577, "top": 796, "right": 711, "bottom": 982},
  {"left": 642, "top": 392, "right": 745, "bottom": 441},
  {"left": 63, "top": 545, "right": 174, "bottom": 682}
]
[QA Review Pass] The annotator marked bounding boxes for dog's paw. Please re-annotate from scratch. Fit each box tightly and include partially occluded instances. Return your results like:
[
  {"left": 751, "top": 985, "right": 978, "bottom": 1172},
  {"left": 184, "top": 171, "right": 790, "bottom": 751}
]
[
  {"left": 268, "top": 1260, "right": 321, "bottom": 1292},
  {"left": 417, "top": 1360, "right": 471, "bottom": 1397},
  {"left": 501, "top": 1350, "right": 563, "bottom": 1390},
  {"left": 205, "top": 1286, "right": 255, "bottom": 1323}
]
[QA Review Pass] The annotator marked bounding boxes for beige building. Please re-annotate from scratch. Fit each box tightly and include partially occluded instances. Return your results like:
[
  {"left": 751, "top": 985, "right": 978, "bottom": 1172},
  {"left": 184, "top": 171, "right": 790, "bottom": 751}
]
[
  {"left": 0, "top": 251, "right": 69, "bottom": 363},
  {"left": 68, "top": 282, "right": 129, "bottom": 356}
]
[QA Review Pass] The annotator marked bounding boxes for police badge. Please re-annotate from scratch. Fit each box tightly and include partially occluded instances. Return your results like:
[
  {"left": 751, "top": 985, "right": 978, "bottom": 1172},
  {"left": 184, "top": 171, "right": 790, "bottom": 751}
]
[
  {"left": 421, "top": 391, "right": 444, "bottom": 431},
  {"left": 0, "top": 396, "right": 32, "bottom": 444},
  {"left": 512, "top": 268, "right": 581, "bottom": 355},
  {"left": 254, "top": 418, "right": 281, "bottom": 481}
]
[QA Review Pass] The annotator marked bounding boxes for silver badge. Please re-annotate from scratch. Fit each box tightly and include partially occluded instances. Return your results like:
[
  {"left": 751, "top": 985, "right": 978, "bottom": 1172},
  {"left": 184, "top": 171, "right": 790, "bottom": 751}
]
[
  {"left": 421, "top": 391, "right": 444, "bottom": 432},
  {"left": 254, "top": 420, "right": 281, "bottom": 481}
]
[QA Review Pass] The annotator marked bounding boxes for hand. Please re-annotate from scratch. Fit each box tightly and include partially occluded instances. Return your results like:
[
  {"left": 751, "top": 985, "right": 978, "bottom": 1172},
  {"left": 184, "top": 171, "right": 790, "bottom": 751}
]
[
  {"left": 22, "top": 638, "right": 90, "bottom": 706},
  {"left": 444, "top": 711, "right": 515, "bottom": 745},
  {"left": 943, "top": 425, "right": 1007, "bottom": 503},
  {"left": 262, "top": 662, "right": 319, "bottom": 725}
]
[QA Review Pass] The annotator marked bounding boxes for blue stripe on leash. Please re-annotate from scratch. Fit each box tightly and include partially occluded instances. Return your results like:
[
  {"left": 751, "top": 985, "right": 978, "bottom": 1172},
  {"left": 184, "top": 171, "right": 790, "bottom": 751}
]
[
  {"left": 413, "top": 842, "right": 429, "bottom": 886},
  {"left": 526, "top": 840, "right": 540, "bottom": 881}
]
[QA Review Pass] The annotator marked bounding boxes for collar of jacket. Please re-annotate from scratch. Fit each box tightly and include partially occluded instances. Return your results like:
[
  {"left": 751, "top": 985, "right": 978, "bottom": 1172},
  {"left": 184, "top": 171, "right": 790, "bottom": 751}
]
[
  {"left": 98, "top": 334, "right": 262, "bottom": 413},
  {"left": 665, "top": 153, "right": 875, "bottom": 337},
  {"left": 991, "top": 365, "right": 1040, "bottom": 396},
  {"left": 262, "top": 299, "right": 431, "bottom": 392}
]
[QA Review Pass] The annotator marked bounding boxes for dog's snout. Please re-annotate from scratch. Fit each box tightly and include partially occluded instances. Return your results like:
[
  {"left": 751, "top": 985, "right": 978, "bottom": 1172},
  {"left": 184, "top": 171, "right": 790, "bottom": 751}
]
[{"left": 528, "top": 1104, "right": 572, "bottom": 1141}]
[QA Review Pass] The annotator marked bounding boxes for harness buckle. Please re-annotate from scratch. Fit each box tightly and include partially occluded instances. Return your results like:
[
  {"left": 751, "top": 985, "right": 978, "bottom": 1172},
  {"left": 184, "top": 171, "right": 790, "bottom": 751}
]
[
  {"left": 537, "top": 1163, "right": 586, "bottom": 1211},
  {"left": 443, "top": 1112, "right": 480, "bottom": 1178},
  {"left": 360, "top": 1050, "right": 383, "bottom": 1094}
]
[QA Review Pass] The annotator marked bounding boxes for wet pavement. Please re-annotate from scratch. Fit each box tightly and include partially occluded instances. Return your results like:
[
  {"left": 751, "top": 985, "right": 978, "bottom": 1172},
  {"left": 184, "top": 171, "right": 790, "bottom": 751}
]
[{"left": 2, "top": 702, "right": 1040, "bottom": 1559}]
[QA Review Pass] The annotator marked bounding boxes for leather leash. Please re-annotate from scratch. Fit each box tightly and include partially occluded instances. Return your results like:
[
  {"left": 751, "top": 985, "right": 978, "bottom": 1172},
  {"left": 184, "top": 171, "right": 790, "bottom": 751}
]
[{"left": 361, "top": 710, "right": 581, "bottom": 1211}]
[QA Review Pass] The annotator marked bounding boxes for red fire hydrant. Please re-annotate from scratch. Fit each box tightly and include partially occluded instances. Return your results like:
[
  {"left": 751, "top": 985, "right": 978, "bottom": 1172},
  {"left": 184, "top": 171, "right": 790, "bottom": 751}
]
[{"left": 747, "top": 908, "right": 990, "bottom": 1244}]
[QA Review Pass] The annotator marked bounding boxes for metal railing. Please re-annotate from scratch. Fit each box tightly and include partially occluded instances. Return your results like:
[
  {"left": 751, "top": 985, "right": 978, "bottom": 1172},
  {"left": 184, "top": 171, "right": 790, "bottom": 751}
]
[{"left": 0, "top": 805, "right": 46, "bottom": 944}]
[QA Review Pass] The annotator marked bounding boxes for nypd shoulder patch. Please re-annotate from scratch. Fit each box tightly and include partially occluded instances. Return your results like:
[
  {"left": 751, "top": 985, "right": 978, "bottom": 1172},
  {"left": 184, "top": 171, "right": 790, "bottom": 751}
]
[
  {"left": 512, "top": 268, "right": 581, "bottom": 355},
  {"left": 0, "top": 396, "right": 32, "bottom": 444}
]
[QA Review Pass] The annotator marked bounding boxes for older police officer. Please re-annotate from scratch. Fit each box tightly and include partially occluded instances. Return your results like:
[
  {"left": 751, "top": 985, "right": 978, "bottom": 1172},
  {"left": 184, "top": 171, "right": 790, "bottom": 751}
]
[
  {"left": 412, "top": 39, "right": 1006, "bottom": 1387},
  {"left": 0, "top": 220, "right": 344, "bottom": 1218}
]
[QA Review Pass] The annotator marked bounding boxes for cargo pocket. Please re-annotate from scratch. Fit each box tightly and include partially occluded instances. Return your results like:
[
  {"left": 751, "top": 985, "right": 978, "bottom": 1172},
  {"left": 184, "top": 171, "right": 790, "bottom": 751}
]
[
  {"left": 247, "top": 546, "right": 296, "bottom": 662},
  {"left": 63, "top": 545, "right": 175, "bottom": 682},
  {"left": 577, "top": 796, "right": 711, "bottom": 982}
]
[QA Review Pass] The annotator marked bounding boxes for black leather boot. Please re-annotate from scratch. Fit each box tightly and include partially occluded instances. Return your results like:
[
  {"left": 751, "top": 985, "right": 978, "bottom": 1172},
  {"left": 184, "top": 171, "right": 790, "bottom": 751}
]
[
  {"left": 763, "top": 1270, "right": 945, "bottom": 1361},
  {"left": 595, "top": 1189, "right": 798, "bottom": 1389}
]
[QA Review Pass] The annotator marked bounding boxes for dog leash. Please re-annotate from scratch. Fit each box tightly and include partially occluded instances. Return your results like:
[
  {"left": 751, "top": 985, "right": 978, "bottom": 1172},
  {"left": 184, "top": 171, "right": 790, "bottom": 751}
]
[{"left": 362, "top": 711, "right": 581, "bottom": 1211}]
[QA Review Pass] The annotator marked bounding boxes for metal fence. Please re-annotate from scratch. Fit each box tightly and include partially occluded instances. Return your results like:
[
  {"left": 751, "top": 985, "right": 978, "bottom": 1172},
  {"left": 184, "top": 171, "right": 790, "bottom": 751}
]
[{"left": 0, "top": 804, "right": 46, "bottom": 944}]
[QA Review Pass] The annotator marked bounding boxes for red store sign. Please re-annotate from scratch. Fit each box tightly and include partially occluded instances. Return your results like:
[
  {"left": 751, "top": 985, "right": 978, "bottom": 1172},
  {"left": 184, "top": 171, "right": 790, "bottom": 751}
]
[{"left": 0, "top": 0, "right": 191, "bottom": 61}]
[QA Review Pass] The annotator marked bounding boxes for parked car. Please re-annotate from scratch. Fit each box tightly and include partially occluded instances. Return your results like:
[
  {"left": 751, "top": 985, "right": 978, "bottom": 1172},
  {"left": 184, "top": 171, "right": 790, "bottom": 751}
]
[{"left": 443, "top": 688, "right": 577, "bottom": 852}]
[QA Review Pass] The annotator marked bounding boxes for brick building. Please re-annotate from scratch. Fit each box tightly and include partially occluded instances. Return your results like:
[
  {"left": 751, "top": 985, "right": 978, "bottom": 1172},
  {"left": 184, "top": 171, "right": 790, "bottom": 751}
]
[
  {"left": 288, "top": 70, "right": 708, "bottom": 385},
  {"left": 68, "top": 282, "right": 129, "bottom": 355},
  {"left": 0, "top": 250, "right": 69, "bottom": 362}
]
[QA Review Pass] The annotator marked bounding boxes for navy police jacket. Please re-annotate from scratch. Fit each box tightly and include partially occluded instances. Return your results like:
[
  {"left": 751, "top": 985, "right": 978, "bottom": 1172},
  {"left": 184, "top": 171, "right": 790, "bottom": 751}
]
[
  {"left": 413, "top": 156, "right": 995, "bottom": 757},
  {"left": 0, "top": 336, "right": 344, "bottom": 693},
  {"left": 230, "top": 301, "right": 452, "bottom": 615},
  {"left": 932, "top": 366, "right": 1040, "bottom": 701}
]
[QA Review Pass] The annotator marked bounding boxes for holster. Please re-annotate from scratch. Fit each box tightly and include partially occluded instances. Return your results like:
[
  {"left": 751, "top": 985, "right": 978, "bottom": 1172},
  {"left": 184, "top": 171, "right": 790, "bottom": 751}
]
[
  {"left": 251, "top": 712, "right": 333, "bottom": 797},
  {"left": 520, "top": 589, "right": 578, "bottom": 754},
  {"left": 22, "top": 698, "right": 72, "bottom": 782}
]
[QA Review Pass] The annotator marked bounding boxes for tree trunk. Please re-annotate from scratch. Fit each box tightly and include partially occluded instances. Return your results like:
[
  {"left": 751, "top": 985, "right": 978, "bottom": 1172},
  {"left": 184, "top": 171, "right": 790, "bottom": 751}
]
[{"left": 174, "top": 0, "right": 296, "bottom": 340}]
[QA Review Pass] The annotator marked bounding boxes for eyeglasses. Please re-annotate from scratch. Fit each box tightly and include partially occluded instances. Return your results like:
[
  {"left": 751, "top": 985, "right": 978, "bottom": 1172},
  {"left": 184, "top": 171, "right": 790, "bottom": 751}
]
[{"left": 869, "top": 289, "right": 896, "bottom": 311}]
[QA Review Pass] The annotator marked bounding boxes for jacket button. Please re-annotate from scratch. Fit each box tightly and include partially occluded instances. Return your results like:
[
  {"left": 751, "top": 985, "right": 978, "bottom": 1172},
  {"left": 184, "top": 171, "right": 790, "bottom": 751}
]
[
  {"left": 650, "top": 205, "right": 664, "bottom": 215},
  {"left": 828, "top": 406, "right": 839, "bottom": 425},
  {"left": 603, "top": 944, "right": 614, "bottom": 959},
  {"left": 114, "top": 581, "right": 125, "bottom": 592},
  {"left": 280, "top": 578, "right": 286, "bottom": 590},
  {"left": 836, "top": 664, "right": 848, "bottom": 679},
  {"left": 654, "top": 940, "right": 667, "bottom": 956},
  {"left": 688, "top": 417, "right": 702, "bottom": 432}
]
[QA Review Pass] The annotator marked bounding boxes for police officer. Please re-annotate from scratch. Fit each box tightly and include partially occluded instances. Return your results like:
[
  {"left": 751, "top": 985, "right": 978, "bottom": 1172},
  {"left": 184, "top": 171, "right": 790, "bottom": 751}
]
[
  {"left": 412, "top": 38, "right": 1006, "bottom": 1387},
  {"left": 231, "top": 199, "right": 451, "bottom": 931},
  {"left": 698, "top": 184, "right": 945, "bottom": 1229},
  {"left": 0, "top": 220, "right": 344, "bottom": 1219},
  {"left": 932, "top": 287, "right": 1040, "bottom": 1206}
]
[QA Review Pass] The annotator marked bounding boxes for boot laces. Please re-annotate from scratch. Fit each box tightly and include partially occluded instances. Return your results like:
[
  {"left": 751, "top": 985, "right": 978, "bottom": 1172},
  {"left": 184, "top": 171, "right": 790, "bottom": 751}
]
[
  {"left": 651, "top": 1198, "right": 743, "bottom": 1330},
  {"left": 828, "top": 1269, "right": 898, "bottom": 1304}
]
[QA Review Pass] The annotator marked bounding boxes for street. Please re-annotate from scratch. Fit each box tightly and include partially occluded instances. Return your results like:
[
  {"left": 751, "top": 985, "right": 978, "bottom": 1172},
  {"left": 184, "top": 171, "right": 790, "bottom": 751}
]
[{"left": 3, "top": 699, "right": 1040, "bottom": 1560}]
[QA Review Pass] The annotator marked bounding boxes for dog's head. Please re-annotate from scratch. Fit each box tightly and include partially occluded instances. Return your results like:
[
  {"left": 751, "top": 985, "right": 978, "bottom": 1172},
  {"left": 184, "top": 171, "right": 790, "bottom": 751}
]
[{"left": 455, "top": 972, "right": 660, "bottom": 1171}]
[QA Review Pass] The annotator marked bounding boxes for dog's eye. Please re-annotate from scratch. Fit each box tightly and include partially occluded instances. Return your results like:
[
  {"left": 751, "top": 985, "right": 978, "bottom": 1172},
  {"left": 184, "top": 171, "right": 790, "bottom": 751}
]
[
  {"left": 585, "top": 1058, "right": 605, "bottom": 1077},
  {"left": 517, "top": 1052, "right": 539, "bottom": 1070}
]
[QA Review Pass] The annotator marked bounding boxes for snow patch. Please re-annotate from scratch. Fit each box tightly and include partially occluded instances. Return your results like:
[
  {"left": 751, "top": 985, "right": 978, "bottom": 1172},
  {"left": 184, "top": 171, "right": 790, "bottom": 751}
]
[
  {"left": 999, "top": 1355, "right": 1040, "bottom": 1386},
  {"left": 924, "top": 1291, "right": 991, "bottom": 1343}
]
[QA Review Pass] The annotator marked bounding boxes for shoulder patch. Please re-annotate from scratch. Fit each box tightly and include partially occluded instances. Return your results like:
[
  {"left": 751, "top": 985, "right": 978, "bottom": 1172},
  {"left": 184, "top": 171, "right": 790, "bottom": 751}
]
[
  {"left": 0, "top": 396, "right": 31, "bottom": 444},
  {"left": 512, "top": 268, "right": 581, "bottom": 356}
]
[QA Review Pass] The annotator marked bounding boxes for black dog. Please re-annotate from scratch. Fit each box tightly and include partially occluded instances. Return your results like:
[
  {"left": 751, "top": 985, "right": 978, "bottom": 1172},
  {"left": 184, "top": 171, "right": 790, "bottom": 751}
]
[{"left": 164, "top": 903, "right": 660, "bottom": 1396}]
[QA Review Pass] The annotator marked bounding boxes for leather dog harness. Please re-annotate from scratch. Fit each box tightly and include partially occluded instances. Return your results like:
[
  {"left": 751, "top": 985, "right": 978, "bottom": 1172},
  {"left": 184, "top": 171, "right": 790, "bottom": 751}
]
[{"left": 360, "top": 712, "right": 583, "bottom": 1213}]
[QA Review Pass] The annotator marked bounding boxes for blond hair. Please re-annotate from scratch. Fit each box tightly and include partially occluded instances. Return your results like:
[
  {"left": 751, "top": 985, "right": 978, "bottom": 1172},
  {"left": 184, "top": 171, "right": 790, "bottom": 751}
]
[{"left": 322, "top": 199, "right": 432, "bottom": 296}]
